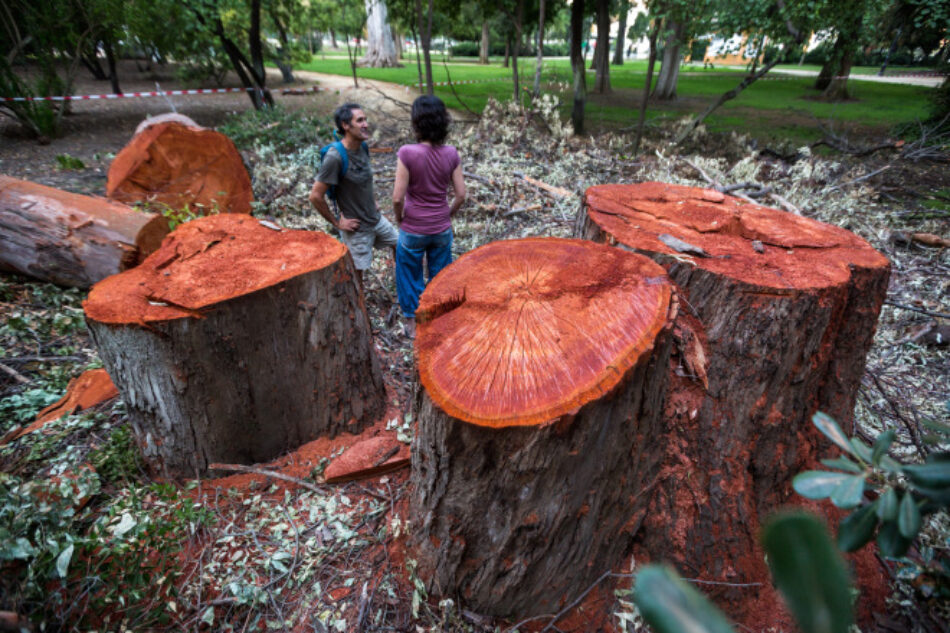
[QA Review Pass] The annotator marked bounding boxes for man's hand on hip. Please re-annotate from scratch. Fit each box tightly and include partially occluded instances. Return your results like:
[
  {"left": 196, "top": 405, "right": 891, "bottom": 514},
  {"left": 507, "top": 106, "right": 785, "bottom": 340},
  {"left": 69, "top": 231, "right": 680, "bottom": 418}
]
[{"left": 338, "top": 216, "right": 360, "bottom": 232}]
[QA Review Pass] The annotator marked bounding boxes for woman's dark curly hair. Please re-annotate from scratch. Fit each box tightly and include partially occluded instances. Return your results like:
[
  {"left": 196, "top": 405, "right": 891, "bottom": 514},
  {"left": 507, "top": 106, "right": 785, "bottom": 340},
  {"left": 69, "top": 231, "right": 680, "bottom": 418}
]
[{"left": 411, "top": 95, "right": 450, "bottom": 144}]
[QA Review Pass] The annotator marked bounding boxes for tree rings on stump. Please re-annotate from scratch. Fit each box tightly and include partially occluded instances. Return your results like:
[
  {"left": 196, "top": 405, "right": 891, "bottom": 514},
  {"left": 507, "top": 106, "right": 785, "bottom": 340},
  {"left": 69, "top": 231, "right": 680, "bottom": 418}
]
[
  {"left": 83, "top": 214, "right": 386, "bottom": 479},
  {"left": 576, "top": 182, "right": 890, "bottom": 624},
  {"left": 106, "top": 120, "right": 253, "bottom": 214},
  {"left": 410, "top": 237, "right": 675, "bottom": 618},
  {"left": 0, "top": 175, "right": 169, "bottom": 288}
]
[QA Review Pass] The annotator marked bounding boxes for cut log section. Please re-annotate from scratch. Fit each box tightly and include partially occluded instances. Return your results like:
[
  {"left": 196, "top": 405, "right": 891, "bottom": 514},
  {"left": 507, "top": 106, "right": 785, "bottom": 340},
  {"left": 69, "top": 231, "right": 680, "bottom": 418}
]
[
  {"left": 409, "top": 237, "right": 675, "bottom": 618},
  {"left": 106, "top": 120, "right": 254, "bottom": 215},
  {"left": 0, "top": 176, "right": 169, "bottom": 288},
  {"left": 576, "top": 182, "right": 890, "bottom": 623},
  {"left": 83, "top": 214, "right": 386, "bottom": 479}
]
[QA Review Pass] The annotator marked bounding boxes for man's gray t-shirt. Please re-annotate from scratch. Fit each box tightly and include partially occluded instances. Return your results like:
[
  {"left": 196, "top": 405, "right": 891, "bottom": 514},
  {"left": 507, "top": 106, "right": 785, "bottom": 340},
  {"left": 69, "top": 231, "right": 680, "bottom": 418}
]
[{"left": 317, "top": 145, "right": 380, "bottom": 228}]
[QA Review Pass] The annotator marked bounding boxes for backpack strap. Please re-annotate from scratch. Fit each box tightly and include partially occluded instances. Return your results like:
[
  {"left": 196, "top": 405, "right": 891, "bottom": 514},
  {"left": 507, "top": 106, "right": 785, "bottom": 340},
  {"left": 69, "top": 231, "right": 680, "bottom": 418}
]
[{"left": 334, "top": 141, "right": 349, "bottom": 180}]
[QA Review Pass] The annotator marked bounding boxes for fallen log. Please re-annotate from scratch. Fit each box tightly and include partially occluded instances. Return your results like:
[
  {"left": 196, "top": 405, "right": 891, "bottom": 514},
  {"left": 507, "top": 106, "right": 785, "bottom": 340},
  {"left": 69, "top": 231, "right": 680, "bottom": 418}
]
[
  {"left": 409, "top": 237, "right": 675, "bottom": 618},
  {"left": 0, "top": 176, "right": 169, "bottom": 288},
  {"left": 106, "top": 119, "right": 254, "bottom": 215},
  {"left": 575, "top": 182, "right": 891, "bottom": 626},
  {"left": 83, "top": 214, "right": 386, "bottom": 479}
]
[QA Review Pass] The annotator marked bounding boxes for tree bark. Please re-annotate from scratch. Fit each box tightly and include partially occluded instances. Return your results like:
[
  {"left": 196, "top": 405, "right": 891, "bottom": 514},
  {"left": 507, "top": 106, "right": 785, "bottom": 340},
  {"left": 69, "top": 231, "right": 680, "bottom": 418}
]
[
  {"left": 532, "top": 0, "right": 546, "bottom": 96},
  {"left": 823, "top": 47, "right": 854, "bottom": 101},
  {"left": 409, "top": 237, "right": 675, "bottom": 617},
  {"left": 103, "top": 38, "right": 121, "bottom": 95},
  {"left": 591, "top": 0, "right": 611, "bottom": 92},
  {"left": 815, "top": 34, "right": 844, "bottom": 91},
  {"left": 270, "top": 9, "right": 297, "bottom": 83},
  {"left": 418, "top": 0, "right": 434, "bottom": 94},
  {"left": 570, "top": 0, "right": 586, "bottom": 134},
  {"left": 392, "top": 26, "right": 402, "bottom": 59},
  {"left": 633, "top": 19, "right": 660, "bottom": 155},
  {"left": 479, "top": 20, "right": 490, "bottom": 64},
  {"left": 0, "top": 176, "right": 169, "bottom": 288},
  {"left": 84, "top": 214, "right": 387, "bottom": 479},
  {"left": 511, "top": 0, "right": 523, "bottom": 102},
  {"left": 613, "top": 0, "right": 628, "bottom": 65},
  {"left": 652, "top": 20, "right": 683, "bottom": 100},
  {"left": 106, "top": 120, "right": 254, "bottom": 215},
  {"left": 575, "top": 182, "right": 890, "bottom": 626},
  {"left": 361, "top": 0, "right": 400, "bottom": 67}
]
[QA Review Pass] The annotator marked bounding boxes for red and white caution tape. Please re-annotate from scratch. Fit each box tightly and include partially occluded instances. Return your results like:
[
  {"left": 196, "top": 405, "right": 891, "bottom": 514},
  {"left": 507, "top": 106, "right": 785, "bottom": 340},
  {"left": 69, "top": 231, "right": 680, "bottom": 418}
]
[{"left": 0, "top": 86, "right": 314, "bottom": 103}]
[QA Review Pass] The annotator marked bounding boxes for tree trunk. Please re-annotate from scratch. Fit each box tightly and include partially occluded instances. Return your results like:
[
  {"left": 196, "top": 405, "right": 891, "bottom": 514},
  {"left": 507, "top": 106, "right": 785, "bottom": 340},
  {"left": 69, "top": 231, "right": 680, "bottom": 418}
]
[
  {"left": 84, "top": 214, "right": 387, "bottom": 479},
  {"left": 103, "top": 38, "right": 121, "bottom": 94},
  {"left": 81, "top": 52, "right": 108, "bottom": 80},
  {"left": 503, "top": 39, "right": 510, "bottom": 68},
  {"left": 410, "top": 20, "right": 424, "bottom": 89},
  {"left": 270, "top": 10, "right": 297, "bottom": 83},
  {"left": 575, "top": 182, "right": 891, "bottom": 627},
  {"left": 652, "top": 20, "right": 683, "bottom": 100},
  {"left": 106, "top": 119, "right": 254, "bottom": 215},
  {"left": 613, "top": 0, "right": 628, "bottom": 65},
  {"left": 330, "top": 28, "right": 338, "bottom": 49},
  {"left": 0, "top": 176, "right": 169, "bottom": 288},
  {"left": 479, "top": 20, "right": 490, "bottom": 64},
  {"left": 511, "top": 0, "right": 523, "bottom": 102},
  {"left": 532, "top": 0, "right": 546, "bottom": 96},
  {"left": 815, "top": 34, "right": 844, "bottom": 91},
  {"left": 392, "top": 27, "right": 402, "bottom": 59},
  {"left": 633, "top": 19, "right": 660, "bottom": 155},
  {"left": 823, "top": 46, "right": 854, "bottom": 101},
  {"left": 592, "top": 0, "right": 610, "bottom": 92},
  {"left": 570, "top": 0, "right": 586, "bottom": 134},
  {"left": 410, "top": 237, "right": 675, "bottom": 618},
  {"left": 418, "top": 0, "right": 434, "bottom": 94},
  {"left": 361, "top": 0, "right": 400, "bottom": 67}
]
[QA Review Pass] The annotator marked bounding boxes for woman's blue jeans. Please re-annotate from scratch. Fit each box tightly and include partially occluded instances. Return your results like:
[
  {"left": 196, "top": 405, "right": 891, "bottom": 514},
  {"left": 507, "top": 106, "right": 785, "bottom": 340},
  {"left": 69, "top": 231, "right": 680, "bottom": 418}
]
[{"left": 395, "top": 228, "right": 453, "bottom": 319}]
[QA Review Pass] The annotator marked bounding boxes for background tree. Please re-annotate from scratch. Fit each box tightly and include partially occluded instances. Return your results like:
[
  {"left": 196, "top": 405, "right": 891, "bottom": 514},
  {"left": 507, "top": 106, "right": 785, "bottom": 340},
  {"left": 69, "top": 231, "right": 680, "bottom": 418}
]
[
  {"left": 362, "top": 0, "right": 400, "bottom": 66},
  {"left": 590, "top": 0, "right": 611, "bottom": 92},
  {"left": 612, "top": 0, "right": 629, "bottom": 65},
  {"left": 570, "top": 0, "right": 587, "bottom": 133}
]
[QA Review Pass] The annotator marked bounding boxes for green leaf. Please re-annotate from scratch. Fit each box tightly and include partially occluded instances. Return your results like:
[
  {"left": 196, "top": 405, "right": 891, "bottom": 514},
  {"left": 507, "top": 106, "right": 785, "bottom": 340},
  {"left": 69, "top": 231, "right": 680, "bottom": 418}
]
[
  {"left": 920, "top": 417, "right": 950, "bottom": 437},
  {"left": 902, "top": 461, "right": 950, "bottom": 489},
  {"left": 761, "top": 513, "right": 854, "bottom": 633},
  {"left": 837, "top": 503, "right": 878, "bottom": 552},
  {"left": 793, "top": 471, "right": 853, "bottom": 500},
  {"left": 850, "top": 438, "right": 873, "bottom": 464},
  {"left": 201, "top": 606, "right": 214, "bottom": 626},
  {"left": 812, "top": 412, "right": 854, "bottom": 456},
  {"left": 56, "top": 543, "right": 74, "bottom": 578},
  {"left": 897, "top": 492, "right": 921, "bottom": 539},
  {"left": 820, "top": 457, "right": 862, "bottom": 474},
  {"left": 830, "top": 474, "right": 866, "bottom": 509},
  {"left": 871, "top": 430, "right": 895, "bottom": 466},
  {"left": 632, "top": 565, "right": 737, "bottom": 633},
  {"left": 877, "top": 521, "right": 912, "bottom": 558},
  {"left": 875, "top": 487, "right": 899, "bottom": 521}
]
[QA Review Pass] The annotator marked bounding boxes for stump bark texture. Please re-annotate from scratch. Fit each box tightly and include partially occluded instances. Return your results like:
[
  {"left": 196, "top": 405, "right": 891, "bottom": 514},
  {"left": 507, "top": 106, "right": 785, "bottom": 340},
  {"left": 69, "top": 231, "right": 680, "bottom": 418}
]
[
  {"left": 84, "top": 214, "right": 386, "bottom": 479},
  {"left": 106, "top": 120, "right": 253, "bottom": 215},
  {"left": 410, "top": 237, "right": 675, "bottom": 617},
  {"left": 0, "top": 176, "right": 169, "bottom": 288},
  {"left": 576, "top": 182, "right": 890, "bottom": 621}
]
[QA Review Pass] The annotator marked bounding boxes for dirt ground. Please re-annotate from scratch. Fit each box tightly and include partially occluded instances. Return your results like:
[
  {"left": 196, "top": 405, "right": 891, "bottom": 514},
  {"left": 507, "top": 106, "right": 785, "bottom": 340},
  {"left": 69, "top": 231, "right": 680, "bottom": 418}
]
[{"left": 0, "top": 61, "right": 422, "bottom": 195}]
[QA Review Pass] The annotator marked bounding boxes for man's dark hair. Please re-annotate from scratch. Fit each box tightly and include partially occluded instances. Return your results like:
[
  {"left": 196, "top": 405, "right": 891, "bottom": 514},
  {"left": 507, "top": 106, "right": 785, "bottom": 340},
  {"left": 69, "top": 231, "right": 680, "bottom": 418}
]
[
  {"left": 411, "top": 95, "right": 450, "bottom": 144},
  {"left": 334, "top": 102, "right": 363, "bottom": 135}
]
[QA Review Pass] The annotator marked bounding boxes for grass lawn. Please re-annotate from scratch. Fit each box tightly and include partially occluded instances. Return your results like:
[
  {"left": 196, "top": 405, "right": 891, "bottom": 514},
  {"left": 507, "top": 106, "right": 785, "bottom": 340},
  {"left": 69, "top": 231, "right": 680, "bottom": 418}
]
[{"left": 298, "top": 54, "right": 934, "bottom": 143}]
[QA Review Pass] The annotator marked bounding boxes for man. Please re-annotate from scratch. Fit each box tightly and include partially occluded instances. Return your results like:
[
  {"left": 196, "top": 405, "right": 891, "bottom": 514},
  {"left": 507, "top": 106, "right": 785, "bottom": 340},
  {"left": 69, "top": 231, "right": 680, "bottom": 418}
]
[{"left": 310, "top": 103, "right": 397, "bottom": 286}]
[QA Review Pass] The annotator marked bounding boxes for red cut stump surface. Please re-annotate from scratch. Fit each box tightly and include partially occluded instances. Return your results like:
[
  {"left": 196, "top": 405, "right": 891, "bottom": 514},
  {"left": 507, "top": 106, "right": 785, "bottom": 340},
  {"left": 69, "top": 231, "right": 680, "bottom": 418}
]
[
  {"left": 106, "top": 120, "right": 253, "bottom": 215},
  {"left": 576, "top": 182, "right": 890, "bottom": 625},
  {"left": 409, "top": 237, "right": 676, "bottom": 618},
  {"left": 83, "top": 214, "right": 386, "bottom": 479},
  {"left": 0, "top": 176, "right": 169, "bottom": 288}
]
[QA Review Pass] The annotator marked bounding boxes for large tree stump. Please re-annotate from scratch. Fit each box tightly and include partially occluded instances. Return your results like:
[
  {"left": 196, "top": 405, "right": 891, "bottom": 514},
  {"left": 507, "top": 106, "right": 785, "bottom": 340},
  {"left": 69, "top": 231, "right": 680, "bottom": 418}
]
[
  {"left": 0, "top": 176, "right": 169, "bottom": 288},
  {"left": 83, "top": 214, "right": 386, "bottom": 479},
  {"left": 106, "top": 119, "right": 254, "bottom": 215},
  {"left": 576, "top": 182, "right": 890, "bottom": 622},
  {"left": 410, "top": 237, "right": 676, "bottom": 618}
]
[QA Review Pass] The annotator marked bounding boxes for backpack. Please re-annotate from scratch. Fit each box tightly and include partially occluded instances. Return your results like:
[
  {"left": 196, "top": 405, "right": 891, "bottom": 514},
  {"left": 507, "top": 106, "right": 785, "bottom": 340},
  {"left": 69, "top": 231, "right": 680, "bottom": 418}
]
[{"left": 319, "top": 139, "right": 369, "bottom": 202}]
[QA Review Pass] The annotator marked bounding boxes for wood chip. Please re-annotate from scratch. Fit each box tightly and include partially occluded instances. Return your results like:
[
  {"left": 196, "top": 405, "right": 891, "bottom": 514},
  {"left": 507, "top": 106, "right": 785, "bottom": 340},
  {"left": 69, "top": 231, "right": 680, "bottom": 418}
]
[{"left": 658, "top": 233, "right": 710, "bottom": 258}]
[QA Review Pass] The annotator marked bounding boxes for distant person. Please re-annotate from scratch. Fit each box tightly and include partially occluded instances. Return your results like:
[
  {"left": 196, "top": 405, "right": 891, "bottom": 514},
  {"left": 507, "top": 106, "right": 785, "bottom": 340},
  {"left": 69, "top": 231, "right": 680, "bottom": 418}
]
[
  {"left": 392, "top": 95, "right": 466, "bottom": 339},
  {"left": 310, "top": 103, "right": 397, "bottom": 288}
]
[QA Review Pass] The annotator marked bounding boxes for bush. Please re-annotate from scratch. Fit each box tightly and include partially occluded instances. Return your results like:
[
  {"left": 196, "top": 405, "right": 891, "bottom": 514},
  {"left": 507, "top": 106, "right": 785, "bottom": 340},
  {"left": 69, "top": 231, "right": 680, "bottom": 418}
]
[
  {"left": 689, "top": 39, "right": 709, "bottom": 62},
  {"left": 450, "top": 41, "right": 480, "bottom": 57}
]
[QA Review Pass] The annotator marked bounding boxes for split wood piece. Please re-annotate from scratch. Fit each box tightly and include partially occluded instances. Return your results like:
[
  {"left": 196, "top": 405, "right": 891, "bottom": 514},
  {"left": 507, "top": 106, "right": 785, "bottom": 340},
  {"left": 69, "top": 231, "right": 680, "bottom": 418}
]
[
  {"left": 106, "top": 120, "right": 253, "bottom": 215},
  {"left": 324, "top": 435, "right": 410, "bottom": 483},
  {"left": 576, "top": 182, "right": 890, "bottom": 624},
  {"left": 0, "top": 176, "right": 169, "bottom": 288},
  {"left": 83, "top": 214, "right": 386, "bottom": 479},
  {"left": 409, "top": 237, "right": 676, "bottom": 618},
  {"left": 2, "top": 369, "right": 119, "bottom": 445}
]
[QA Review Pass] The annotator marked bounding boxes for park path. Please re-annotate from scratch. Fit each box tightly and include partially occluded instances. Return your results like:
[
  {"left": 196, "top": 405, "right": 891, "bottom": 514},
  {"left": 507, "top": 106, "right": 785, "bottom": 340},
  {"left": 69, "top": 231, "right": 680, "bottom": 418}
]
[{"left": 766, "top": 67, "right": 943, "bottom": 87}]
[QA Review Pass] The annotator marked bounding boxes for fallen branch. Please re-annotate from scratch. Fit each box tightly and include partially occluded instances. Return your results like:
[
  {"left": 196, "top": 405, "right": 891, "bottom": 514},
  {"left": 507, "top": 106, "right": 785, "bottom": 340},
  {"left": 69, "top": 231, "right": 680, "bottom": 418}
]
[
  {"left": 883, "top": 300, "right": 950, "bottom": 320},
  {"left": 513, "top": 171, "right": 574, "bottom": 199},
  {"left": 504, "top": 203, "right": 543, "bottom": 217},
  {"left": 825, "top": 165, "right": 890, "bottom": 193},
  {"left": 0, "top": 362, "right": 30, "bottom": 384},
  {"left": 208, "top": 462, "right": 326, "bottom": 494},
  {"left": 769, "top": 192, "right": 802, "bottom": 215}
]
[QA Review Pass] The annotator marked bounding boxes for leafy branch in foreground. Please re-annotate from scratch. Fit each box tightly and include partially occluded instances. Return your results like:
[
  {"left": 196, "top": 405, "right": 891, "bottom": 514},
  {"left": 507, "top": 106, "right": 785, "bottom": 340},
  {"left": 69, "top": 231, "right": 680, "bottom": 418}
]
[
  {"left": 793, "top": 412, "right": 950, "bottom": 560},
  {"left": 632, "top": 513, "right": 854, "bottom": 633}
]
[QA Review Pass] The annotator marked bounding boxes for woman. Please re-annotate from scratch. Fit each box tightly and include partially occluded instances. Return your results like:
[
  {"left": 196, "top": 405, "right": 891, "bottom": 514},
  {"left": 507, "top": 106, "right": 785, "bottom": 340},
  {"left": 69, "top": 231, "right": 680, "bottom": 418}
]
[{"left": 393, "top": 95, "right": 466, "bottom": 338}]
